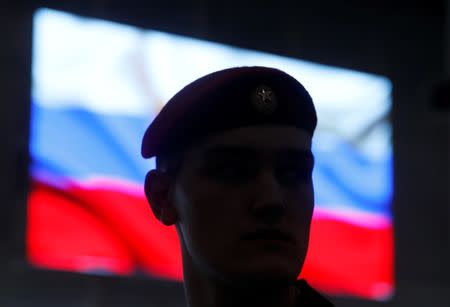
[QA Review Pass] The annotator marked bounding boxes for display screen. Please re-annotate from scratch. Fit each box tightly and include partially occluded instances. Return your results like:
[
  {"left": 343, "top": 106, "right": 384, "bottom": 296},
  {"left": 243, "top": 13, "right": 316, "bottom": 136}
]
[{"left": 28, "top": 8, "right": 394, "bottom": 300}]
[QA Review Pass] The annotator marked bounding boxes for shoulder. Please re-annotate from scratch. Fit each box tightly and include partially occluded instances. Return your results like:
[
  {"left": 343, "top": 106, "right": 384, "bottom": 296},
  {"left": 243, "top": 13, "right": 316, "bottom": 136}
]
[{"left": 295, "top": 279, "right": 335, "bottom": 307}]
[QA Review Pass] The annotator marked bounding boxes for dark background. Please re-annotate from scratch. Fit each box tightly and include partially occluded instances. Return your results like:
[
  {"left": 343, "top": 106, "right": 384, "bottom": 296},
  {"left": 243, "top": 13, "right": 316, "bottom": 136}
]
[{"left": 0, "top": 0, "right": 449, "bottom": 306}]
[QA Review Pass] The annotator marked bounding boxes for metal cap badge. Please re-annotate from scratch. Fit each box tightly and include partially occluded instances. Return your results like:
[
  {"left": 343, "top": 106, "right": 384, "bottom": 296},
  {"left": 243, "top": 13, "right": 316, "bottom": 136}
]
[{"left": 251, "top": 85, "right": 277, "bottom": 114}]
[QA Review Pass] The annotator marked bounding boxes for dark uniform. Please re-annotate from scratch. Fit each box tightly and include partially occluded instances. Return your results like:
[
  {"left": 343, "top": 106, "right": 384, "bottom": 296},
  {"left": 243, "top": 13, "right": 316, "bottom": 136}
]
[{"left": 141, "top": 66, "right": 334, "bottom": 307}]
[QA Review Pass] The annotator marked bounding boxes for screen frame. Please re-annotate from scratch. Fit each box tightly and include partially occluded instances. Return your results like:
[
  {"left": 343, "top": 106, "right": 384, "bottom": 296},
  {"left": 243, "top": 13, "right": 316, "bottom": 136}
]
[{"left": 4, "top": 2, "right": 448, "bottom": 307}]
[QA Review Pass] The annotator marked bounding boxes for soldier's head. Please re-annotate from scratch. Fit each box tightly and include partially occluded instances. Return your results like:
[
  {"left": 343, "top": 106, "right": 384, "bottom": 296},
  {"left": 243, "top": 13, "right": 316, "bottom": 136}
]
[{"left": 142, "top": 67, "right": 317, "bottom": 287}]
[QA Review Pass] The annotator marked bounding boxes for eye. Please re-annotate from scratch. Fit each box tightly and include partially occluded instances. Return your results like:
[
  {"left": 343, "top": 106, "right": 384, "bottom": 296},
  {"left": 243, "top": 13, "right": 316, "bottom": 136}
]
[
  {"left": 276, "top": 163, "right": 312, "bottom": 186},
  {"left": 201, "top": 159, "right": 256, "bottom": 184}
]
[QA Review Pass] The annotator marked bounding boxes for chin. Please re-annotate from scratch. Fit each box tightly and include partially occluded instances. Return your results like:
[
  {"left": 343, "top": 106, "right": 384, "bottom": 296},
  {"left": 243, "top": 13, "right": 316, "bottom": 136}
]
[{"left": 225, "top": 261, "right": 301, "bottom": 288}]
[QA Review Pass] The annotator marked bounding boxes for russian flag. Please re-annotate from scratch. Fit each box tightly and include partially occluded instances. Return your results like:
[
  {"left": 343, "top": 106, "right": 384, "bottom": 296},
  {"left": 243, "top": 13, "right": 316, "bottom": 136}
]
[{"left": 27, "top": 8, "right": 394, "bottom": 301}]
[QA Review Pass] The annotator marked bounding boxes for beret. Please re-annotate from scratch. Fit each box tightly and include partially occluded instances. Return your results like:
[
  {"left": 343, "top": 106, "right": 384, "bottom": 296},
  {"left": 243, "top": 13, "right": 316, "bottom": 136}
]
[{"left": 141, "top": 66, "right": 317, "bottom": 159}]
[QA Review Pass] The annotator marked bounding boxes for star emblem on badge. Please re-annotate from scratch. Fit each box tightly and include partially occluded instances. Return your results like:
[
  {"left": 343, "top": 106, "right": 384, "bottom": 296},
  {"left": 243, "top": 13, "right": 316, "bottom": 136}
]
[
  {"left": 251, "top": 85, "right": 277, "bottom": 114},
  {"left": 257, "top": 87, "right": 273, "bottom": 103}
]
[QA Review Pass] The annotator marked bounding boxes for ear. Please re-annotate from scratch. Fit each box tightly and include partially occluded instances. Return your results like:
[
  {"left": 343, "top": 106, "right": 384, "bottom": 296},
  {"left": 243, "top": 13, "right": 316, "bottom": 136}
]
[{"left": 144, "top": 170, "right": 178, "bottom": 226}]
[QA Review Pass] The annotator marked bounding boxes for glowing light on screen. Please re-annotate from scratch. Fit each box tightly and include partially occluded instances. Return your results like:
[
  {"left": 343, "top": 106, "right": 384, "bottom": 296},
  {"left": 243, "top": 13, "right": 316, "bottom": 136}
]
[{"left": 28, "top": 8, "right": 393, "bottom": 300}]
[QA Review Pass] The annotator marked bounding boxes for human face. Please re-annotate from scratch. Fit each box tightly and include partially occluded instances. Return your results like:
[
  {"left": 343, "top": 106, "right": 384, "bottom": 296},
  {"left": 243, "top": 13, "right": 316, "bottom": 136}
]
[{"left": 172, "top": 125, "right": 314, "bottom": 286}]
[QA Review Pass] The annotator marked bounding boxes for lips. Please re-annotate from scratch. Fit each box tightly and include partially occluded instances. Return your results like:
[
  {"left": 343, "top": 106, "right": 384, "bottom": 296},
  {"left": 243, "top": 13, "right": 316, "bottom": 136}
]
[{"left": 241, "top": 229, "right": 294, "bottom": 243}]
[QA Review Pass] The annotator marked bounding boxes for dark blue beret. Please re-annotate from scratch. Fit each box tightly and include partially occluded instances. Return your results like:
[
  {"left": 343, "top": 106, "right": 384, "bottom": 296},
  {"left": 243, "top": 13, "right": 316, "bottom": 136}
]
[{"left": 141, "top": 66, "right": 317, "bottom": 159}]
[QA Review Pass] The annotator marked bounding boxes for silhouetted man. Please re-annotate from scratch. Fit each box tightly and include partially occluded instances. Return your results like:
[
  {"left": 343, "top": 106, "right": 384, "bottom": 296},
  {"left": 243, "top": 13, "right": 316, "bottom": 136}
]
[{"left": 142, "top": 67, "right": 334, "bottom": 307}]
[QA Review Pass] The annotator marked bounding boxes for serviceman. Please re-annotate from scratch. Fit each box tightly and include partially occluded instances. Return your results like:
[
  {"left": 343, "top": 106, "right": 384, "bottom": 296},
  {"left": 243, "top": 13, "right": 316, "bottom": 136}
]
[{"left": 141, "top": 66, "right": 334, "bottom": 307}]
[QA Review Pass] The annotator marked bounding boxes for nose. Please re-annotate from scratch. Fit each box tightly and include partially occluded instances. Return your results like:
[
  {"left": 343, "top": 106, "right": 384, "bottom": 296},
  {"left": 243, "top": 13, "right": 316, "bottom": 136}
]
[{"left": 249, "top": 168, "right": 285, "bottom": 224}]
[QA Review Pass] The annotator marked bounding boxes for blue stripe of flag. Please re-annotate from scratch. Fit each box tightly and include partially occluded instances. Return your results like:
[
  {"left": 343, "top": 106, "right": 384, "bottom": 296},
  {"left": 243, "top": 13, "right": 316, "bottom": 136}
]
[{"left": 30, "top": 101, "right": 392, "bottom": 216}]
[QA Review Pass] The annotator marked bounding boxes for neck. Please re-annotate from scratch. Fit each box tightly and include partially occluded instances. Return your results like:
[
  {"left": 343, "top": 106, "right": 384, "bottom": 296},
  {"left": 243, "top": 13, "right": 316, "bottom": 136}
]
[{"left": 181, "top": 251, "right": 298, "bottom": 307}]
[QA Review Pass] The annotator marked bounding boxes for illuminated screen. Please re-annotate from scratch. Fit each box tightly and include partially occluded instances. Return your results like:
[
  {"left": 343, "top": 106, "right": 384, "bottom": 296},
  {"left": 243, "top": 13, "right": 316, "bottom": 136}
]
[{"left": 28, "top": 8, "right": 393, "bottom": 300}]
